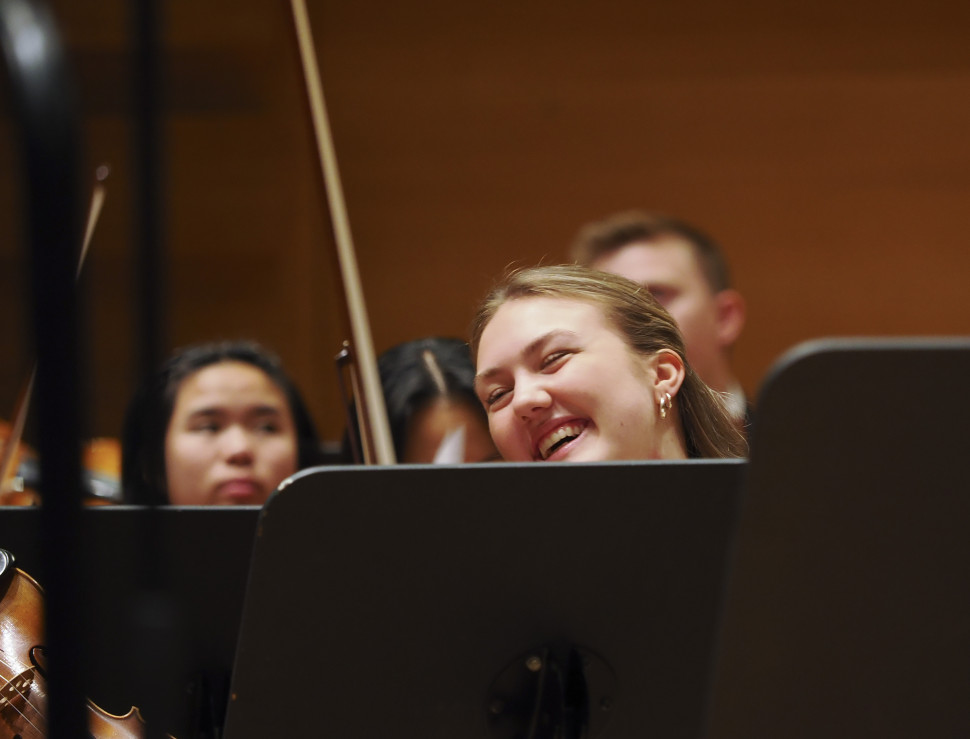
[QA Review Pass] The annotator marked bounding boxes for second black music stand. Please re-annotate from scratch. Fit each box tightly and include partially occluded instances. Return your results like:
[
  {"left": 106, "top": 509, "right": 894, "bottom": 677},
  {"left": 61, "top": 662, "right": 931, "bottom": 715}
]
[{"left": 706, "top": 338, "right": 970, "bottom": 739}]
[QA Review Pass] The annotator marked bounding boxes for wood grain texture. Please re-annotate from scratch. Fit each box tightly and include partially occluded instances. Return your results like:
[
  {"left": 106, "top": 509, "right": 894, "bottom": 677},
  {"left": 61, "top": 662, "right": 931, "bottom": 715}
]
[{"left": 2, "top": 0, "right": 969, "bottom": 441}]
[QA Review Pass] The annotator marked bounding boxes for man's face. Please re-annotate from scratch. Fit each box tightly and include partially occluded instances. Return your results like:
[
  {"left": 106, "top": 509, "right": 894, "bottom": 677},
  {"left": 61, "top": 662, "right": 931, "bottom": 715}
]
[{"left": 590, "top": 236, "right": 724, "bottom": 388}]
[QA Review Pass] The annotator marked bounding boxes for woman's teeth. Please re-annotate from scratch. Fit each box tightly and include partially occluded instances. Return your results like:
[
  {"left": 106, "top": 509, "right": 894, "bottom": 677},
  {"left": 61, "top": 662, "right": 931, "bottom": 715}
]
[{"left": 538, "top": 423, "right": 584, "bottom": 459}]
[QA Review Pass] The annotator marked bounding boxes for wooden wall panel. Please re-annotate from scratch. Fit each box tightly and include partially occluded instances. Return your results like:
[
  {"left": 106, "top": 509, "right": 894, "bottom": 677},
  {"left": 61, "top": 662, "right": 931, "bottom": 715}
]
[{"left": 2, "top": 0, "right": 969, "bottom": 444}]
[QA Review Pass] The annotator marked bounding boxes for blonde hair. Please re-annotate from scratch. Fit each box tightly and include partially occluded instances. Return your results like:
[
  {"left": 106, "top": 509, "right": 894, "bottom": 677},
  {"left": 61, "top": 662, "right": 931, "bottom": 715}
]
[{"left": 470, "top": 265, "right": 747, "bottom": 459}]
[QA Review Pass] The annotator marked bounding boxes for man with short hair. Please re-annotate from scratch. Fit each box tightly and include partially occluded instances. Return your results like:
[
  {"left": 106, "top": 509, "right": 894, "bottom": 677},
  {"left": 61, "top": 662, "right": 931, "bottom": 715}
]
[{"left": 571, "top": 210, "right": 749, "bottom": 425}]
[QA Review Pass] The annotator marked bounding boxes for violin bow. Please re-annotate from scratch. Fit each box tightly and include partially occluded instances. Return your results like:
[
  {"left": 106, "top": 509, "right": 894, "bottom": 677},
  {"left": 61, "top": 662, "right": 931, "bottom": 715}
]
[
  {"left": 77, "top": 165, "right": 109, "bottom": 278},
  {"left": 0, "top": 373, "right": 34, "bottom": 494},
  {"left": 0, "top": 166, "right": 110, "bottom": 494},
  {"left": 290, "top": 0, "right": 396, "bottom": 464}
]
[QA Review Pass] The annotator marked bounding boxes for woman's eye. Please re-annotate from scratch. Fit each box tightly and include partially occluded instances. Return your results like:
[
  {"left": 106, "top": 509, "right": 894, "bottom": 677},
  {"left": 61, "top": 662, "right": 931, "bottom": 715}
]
[
  {"left": 541, "top": 350, "right": 570, "bottom": 370},
  {"left": 485, "top": 388, "right": 510, "bottom": 408}
]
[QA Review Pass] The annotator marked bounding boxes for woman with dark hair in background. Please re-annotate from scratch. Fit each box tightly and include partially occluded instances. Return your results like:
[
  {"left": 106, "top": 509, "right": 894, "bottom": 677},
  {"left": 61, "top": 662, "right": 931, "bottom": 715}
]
[
  {"left": 344, "top": 337, "right": 497, "bottom": 464},
  {"left": 122, "top": 340, "right": 323, "bottom": 505}
]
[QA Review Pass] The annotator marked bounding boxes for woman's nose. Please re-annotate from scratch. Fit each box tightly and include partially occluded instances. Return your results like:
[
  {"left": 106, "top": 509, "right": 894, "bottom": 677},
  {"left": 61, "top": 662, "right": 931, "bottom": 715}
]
[
  {"left": 511, "top": 376, "right": 552, "bottom": 420},
  {"left": 222, "top": 426, "right": 255, "bottom": 463}
]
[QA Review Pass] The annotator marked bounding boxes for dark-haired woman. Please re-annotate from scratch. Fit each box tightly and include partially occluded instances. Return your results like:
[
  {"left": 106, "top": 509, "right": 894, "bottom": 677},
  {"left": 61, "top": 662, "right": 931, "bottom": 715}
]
[
  {"left": 122, "top": 341, "right": 322, "bottom": 505},
  {"left": 344, "top": 337, "right": 497, "bottom": 464}
]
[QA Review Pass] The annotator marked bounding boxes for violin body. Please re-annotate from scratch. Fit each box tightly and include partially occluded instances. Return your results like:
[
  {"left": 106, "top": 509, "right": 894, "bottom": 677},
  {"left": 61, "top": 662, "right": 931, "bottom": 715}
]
[
  {"left": 0, "top": 421, "right": 39, "bottom": 506},
  {"left": 84, "top": 705, "right": 145, "bottom": 739},
  {"left": 0, "top": 429, "right": 122, "bottom": 507},
  {"left": 0, "top": 551, "right": 144, "bottom": 738}
]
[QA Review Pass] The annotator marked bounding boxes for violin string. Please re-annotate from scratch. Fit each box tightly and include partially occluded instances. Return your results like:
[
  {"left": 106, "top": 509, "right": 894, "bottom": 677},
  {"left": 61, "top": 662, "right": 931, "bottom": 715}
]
[
  {"left": 0, "top": 660, "right": 48, "bottom": 722},
  {"left": 0, "top": 655, "right": 45, "bottom": 715},
  {"left": 0, "top": 670, "right": 48, "bottom": 734}
]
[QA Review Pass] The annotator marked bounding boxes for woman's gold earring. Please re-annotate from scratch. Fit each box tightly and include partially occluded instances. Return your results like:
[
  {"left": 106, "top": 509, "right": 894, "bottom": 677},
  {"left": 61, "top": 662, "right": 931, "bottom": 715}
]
[{"left": 659, "top": 392, "right": 672, "bottom": 420}]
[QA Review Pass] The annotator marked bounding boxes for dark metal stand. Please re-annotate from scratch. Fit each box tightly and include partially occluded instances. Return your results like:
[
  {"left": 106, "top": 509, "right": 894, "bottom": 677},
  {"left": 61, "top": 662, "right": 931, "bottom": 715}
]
[{"left": 0, "top": 1, "right": 85, "bottom": 737}]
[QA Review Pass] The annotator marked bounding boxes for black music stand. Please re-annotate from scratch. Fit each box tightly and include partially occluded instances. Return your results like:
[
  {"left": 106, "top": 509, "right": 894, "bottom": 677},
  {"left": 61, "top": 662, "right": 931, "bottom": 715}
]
[
  {"left": 706, "top": 338, "right": 970, "bottom": 739},
  {"left": 224, "top": 461, "right": 744, "bottom": 739},
  {"left": 0, "top": 506, "right": 261, "bottom": 736}
]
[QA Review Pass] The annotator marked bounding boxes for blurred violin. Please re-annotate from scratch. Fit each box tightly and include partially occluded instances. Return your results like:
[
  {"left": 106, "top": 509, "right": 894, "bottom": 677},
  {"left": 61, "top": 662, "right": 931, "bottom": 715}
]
[
  {"left": 0, "top": 418, "right": 37, "bottom": 505},
  {"left": 0, "top": 549, "right": 145, "bottom": 738},
  {"left": 0, "top": 432, "right": 121, "bottom": 507},
  {"left": 0, "top": 167, "right": 122, "bottom": 507}
]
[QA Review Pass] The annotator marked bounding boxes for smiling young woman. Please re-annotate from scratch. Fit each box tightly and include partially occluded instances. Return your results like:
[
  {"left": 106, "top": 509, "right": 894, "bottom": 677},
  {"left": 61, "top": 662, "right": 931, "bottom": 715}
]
[{"left": 470, "top": 265, "right": 747, "bottom": 462}]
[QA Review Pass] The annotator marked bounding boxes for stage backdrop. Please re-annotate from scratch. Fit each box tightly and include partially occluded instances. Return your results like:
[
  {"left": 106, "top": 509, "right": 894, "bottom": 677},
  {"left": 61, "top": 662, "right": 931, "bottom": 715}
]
[{"left": 2, "top": 0, "right": 969, "bottom": 442}]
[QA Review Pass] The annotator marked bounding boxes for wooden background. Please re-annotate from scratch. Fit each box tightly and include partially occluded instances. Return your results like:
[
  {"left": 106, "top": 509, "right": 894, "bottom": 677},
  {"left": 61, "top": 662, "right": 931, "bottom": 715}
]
[{"left": 2, "top": 0, "right": 969, "bottom": 444}]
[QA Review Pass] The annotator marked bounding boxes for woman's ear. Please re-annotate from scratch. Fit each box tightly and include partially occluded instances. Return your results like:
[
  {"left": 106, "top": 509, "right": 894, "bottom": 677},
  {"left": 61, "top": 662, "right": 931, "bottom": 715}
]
[{"left": 653, "top": 349, "right": 686, "bottom": 401}]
